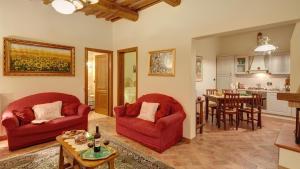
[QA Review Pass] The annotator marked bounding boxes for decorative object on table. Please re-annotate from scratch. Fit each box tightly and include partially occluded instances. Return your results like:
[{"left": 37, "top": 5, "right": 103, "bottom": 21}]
[
  {"left": 195, "top": 56, "right": 203, "bottom": 81},
  {"left": 81, "top": 146, "right": 115, "bottom": 160},
  {"left": 94, "top": 126, "right": 101, "bottom": 153},
  {"left": 148, "top": 49, "right": 175, "bottom": 76},
  {"left": 3, "top": 37, "right": 75, "bottom": 76},
  {"left": 0, "top": 137, "right": 174, "bottom": 169}
]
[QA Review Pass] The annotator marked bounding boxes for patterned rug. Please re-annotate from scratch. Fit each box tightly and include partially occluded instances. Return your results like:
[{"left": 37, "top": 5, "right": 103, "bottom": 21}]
[{"left": 0, "top": 139, "right": 173, "bottom": 169}]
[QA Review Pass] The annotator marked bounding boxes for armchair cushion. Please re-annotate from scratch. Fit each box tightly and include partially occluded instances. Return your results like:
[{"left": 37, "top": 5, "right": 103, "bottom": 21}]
[
  {"left": 155, "top": 103, "right": 171, "bottom": 122},
  {"left": 62, "top": 103, "right": 80, "bottom": 116},
  {"left": 125, "top": 102, "right": 142, "bottom": 117},
  {"left": 12, "top": 107, "right": 35, "bottom": 125},
  {"left": 114, "top": 105, "right": 126, "bottom": 117}
]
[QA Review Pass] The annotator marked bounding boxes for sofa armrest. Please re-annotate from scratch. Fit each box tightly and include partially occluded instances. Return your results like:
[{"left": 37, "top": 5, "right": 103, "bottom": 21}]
[
  {"left": 77, "top": 104, "right": 91, "bottom": 117},
  {"left": 114, "top": 106, "right": 126, "bottom": 117},
  {"left": 1, "top": 111, "right": 19, "bottom": 130},
  {"left": 156, "top": 112, "right": 185, "bottom": 129}
]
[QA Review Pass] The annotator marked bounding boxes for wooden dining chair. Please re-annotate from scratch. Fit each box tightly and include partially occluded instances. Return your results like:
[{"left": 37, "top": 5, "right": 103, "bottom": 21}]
[
  {"left": 220, "top": 93, "right": 240, "bottom": 130},
  {"left": 239, "top": 93, "right": 262, "bottom": 130},
  {"left": 222, "top": 89, "right": 234, "bottom": 94},
  {"left": 206, "top": 89, "right": 218, "bottom": 123}
]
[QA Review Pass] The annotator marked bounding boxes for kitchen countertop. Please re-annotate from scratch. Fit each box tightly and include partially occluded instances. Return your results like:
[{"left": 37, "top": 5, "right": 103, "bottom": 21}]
[{"left": 237, "top": 89, "right": 289, "bottom": 93}]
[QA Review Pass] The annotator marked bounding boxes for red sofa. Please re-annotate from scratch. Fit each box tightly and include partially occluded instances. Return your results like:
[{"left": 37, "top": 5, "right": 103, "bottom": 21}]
[
  {"left": 1, "top": 92, "right": 90, "bottom": 150},
  {"left": 114, "top": 93, "right": 186, "bottom": 153}
]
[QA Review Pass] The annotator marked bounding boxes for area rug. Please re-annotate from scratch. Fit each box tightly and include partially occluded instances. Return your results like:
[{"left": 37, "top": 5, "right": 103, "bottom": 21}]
[{"left": 0, "top": 139, "right": 173, "bottom": 169}]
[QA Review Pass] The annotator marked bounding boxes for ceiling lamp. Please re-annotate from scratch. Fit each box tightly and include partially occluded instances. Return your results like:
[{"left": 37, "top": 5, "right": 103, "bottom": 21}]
[
  {"left": 254, "top": 32, "right": 277, "bottom": 53},
  {"left": 51, "top": 0, "right": 99, "bottom": 15}
]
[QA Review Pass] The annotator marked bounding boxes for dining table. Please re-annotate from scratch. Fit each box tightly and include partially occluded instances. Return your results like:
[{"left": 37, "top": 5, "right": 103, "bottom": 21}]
[{"left": 203, "top": 94, "right": 264, "bottom": 128}]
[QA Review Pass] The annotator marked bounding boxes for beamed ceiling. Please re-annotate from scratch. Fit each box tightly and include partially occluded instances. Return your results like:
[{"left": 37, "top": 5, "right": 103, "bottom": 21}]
[{"left": 42, "top": 0, "right": 181, "bottom": 22}]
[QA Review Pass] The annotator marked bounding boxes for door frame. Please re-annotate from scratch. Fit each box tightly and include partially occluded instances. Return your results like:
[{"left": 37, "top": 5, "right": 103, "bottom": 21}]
[
  {"left": 117, "top": 47, "right": 138, "bottom": 106},
  {"left": 84, "top": 47, "right": 113, "bottom": 116}
]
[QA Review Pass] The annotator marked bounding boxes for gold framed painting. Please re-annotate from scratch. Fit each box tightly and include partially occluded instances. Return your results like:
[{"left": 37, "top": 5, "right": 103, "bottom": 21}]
[
  {"left": 196, "top": 56, "right": 203, "bottom": 81},
  {"left": 148, "top": 49, "right": 175, "bottom": 76},
  {"left": 3, "top": 38, "right": 75, "bottom": 76}
]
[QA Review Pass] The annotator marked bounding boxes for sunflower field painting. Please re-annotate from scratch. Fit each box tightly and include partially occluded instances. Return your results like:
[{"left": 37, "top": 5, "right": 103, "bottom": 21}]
[{"left": 3, "top": 38, "right": 75, "bottom": 76}]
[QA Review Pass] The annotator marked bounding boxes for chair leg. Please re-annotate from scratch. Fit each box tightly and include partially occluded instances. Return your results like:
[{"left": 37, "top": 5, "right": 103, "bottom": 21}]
[
  {"left": 247, "top": 113, "right": 249, "bottom": 124},
  {"left": 211, "top": 108, "right": 214, "bottom": 123},
  {"left": 236, "top": 113, "right": 239, "bottom": 130},
  {"left": 258, "top": 112, "right": 262, "bottom": 128},
  {"left": 223, "top": 113, "right": 226, "bottom": 130},
  {"left": 251, "top": 113, "right": 254, "bottom": 131}
]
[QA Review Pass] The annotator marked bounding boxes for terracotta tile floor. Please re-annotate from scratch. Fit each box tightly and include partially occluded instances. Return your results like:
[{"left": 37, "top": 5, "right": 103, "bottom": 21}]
[{"left": 0, "top": 112, "right": 295, "bottom": 169}]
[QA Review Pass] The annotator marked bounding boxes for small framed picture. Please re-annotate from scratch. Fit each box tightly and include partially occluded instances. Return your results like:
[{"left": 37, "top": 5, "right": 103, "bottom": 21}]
[
  {"left": 148, "top": 49, "right": 175, "bottom": 76},
  {"left": 196, "top": 56, "right": 203, "bottom": 81}
]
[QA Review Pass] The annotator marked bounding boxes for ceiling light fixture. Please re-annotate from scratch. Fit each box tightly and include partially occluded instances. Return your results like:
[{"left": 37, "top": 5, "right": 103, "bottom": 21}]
[
  {"left": 51, "top": 0, "right": 99, "bottom": 15},
  {"left": 254, "top": 32, "right": 277, "bottom": 53}
]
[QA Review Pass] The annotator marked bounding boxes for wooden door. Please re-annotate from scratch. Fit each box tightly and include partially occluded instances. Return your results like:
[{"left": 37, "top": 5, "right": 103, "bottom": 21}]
[{"left": 95, "top": 54, "right": 109, "bottom": 115}]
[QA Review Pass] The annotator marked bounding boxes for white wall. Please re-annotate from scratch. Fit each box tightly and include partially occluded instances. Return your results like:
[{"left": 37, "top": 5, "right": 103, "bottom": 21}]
[
  {"left": 112, "top": 0, "right": 300, "bottom": 139},
  {"left": 0, "top": 0, "right": 112, "bottom": 108},
  {"left": 291, "top": 22, "right": 300, "bottom": 92},
  {"left": 192, "top": 37, "right": 218, "bottom": 97}
]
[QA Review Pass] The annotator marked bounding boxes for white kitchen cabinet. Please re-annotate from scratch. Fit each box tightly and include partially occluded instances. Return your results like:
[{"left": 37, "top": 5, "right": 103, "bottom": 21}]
[
  {"left": 217, "top": 56, "right": 234, "bottom": 90},
  {"left": 269, "top": 52, "right": 290, "bottom": 75},
  {"left": 235, "top": 56, "right": 249, "bottom": 74},
  {"left": 266, "top": 92, "right": 292, "bottom": 116}
]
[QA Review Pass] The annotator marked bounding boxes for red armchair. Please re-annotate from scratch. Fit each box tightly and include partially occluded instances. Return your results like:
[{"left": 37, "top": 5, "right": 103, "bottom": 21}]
[
  {"left": 114, "top": 93, "right": 186, "bottom": 153},
  {"left": 1, "top": 92, "right": 90, "bottom": 151}
]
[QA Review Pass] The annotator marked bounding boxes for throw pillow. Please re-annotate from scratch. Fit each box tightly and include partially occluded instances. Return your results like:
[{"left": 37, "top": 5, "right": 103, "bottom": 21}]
[
  {"left": 13, "top": 107, "right": 35, "bottom": 125},
  {"left": 155, "top": 103, "right": 171, "bottom": 122},
  {"left": 32, "top": 101, "right": 63, "bottom": 120},
  {"left": 137, "top": 102, "right": 160, "bottom": 122},
  {"left": 125, "top": 102, "right": 142, "bottom": 117},
  {"left": 62, "top": 103, "right": 80, "bottom": 116}
]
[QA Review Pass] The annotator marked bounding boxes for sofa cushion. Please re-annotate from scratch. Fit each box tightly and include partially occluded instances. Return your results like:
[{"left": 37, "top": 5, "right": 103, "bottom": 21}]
[
  {"left": 137, "top": 102, "right": 159, "bottom": 122},
  {"left": 155, "top": 103, "right": 171, "bottom": 122},
  {"left": 117, "top": 116, "right": 161, "bottom": 138},
  {"left": 10, "top": 115, "right": 82, "bottom": 137},
  {"left": 125, "top": 102, "right": 141, "bottom": 117},
  {"left": 33, "top": 101, "right": 63, "bottom": 120},
  {"left": 12, "top": 107, "right": 35, "bottom": 126},
  {"left": 62, "top": 103, "right": 80, "bottom": 116}
]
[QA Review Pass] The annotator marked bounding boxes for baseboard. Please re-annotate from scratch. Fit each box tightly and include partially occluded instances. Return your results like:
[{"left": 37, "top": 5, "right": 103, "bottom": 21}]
[
  {"left": 182, "top": 137, "right": 191, "bottom": 143},
  {"left": 0, "top": 135, "right": 7, "bottom": 141}
]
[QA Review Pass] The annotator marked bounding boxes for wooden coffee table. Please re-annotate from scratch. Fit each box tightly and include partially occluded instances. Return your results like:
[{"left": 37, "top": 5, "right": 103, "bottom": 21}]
[{"left": 56, "top": 135, "right": 118, "bottom": 169}]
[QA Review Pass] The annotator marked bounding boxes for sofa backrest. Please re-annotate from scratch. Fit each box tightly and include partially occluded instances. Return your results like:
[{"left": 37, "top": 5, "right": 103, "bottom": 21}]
[
  {"left": 136, "top": 93, "right": 184, "bottom": 114},
  {"left": 5, "top": 92, "right": 80, "bottom": 111}
]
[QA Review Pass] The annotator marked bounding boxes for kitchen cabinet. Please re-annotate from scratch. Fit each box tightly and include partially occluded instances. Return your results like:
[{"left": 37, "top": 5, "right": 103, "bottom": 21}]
[
  {"left": 269, "top": 52, "right": 290, "bottom": 75},
  {"left": 266, "top": 92, "right": 292, "bottom": 116},
  {"left": 235, "top": 56, "right": 249, "bottom": 74},
  {"left": 217, "top": 56, "right": 234, "bottom": 90}
]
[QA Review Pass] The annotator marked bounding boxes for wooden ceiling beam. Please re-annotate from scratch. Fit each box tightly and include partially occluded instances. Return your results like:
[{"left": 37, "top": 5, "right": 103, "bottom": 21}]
[
  {"left": 43, "top": 0, "right": 52, "bottom": 4},
  {"left": 162, "top": 0, "right": 181, "bottom": 7},
  {"left": 129, "top": 0, "right": 158, "bottom": 10},
  {"left": 95, "top": 0, "right": 138, "bottom": 21}
]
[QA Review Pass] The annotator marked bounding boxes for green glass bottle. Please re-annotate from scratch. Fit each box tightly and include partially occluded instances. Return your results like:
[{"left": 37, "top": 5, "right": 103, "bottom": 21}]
[{"left": 94, "top": 126, "right": 101, "bottom": 153}]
